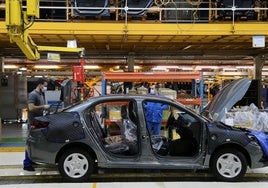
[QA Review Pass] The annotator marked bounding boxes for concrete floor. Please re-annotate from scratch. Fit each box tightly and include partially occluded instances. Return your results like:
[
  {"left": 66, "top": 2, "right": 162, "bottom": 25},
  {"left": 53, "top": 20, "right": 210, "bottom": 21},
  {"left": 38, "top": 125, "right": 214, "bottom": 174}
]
[{"left": 1, "top": 182, "right": 268, "bottom": 188}]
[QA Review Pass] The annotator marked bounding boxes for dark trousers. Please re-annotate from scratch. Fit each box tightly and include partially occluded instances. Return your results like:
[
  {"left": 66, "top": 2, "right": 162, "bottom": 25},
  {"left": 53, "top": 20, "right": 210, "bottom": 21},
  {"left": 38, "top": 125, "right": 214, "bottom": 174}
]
[
  {"left": 23, "top": 150, "right": 32, "bottom": 167},
  {"left": 147, "top": 121, "right": 161, "bottom": 135}
]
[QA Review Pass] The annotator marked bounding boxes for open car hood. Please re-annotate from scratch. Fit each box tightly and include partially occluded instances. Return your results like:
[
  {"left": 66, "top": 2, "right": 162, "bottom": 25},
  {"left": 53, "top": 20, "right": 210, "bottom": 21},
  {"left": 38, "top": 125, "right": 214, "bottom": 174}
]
[{"left": 202, "top": 78, "right": 252, "bottom": 121}]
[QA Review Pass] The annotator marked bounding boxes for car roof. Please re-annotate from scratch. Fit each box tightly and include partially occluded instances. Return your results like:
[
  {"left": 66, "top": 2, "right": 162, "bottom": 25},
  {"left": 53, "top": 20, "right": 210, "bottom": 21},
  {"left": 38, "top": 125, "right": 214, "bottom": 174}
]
[{"left": 65, "top": 94, "right": 178, "bottom": 112}]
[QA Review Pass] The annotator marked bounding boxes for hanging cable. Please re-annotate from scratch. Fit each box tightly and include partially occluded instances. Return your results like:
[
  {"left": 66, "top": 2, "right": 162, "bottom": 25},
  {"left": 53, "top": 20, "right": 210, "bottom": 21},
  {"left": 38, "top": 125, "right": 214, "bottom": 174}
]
[
  {"left": 24, "top": 16, "right": 35, "bottom": 31},
  {"left": 154, "top": 0, "right": 174, "bottom": 7}
]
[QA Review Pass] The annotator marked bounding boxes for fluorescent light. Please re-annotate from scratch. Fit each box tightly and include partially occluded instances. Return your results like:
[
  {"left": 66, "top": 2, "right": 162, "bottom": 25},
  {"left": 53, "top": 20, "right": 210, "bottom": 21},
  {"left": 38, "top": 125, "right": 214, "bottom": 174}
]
[
  {"left": 134, "top": 66, "right": 141, "bottom": 70},
  {"left": 183, "top": 45, "right": 192, "bottom": 50},
  {"left": 223, "top": 68, "right": 237, "bottom": 71},
  {"left": 112, "top": 66, "right": 141, "bottom": 70},
  {"left": 195, "top": 66, "right": 219, "bottom": 70},
  {"left": 236, "top": 66, "right": 253, "bottom": 69},
  {"left": 152, "top": 66, "right": 179, "bottom": 71},
  {"left": 181, "top": 67, "right": 193, "bottom": 70},
  {"left": 4, "top": 65, "right": 19, "bottom": 69},
  {"left": 19, "top": 67, "right": 27, "bottom": 71},
  {"left": 34, "top": 65, "right": 60, "bottom": 69},
  {"left": 84, "top": 65, "right": 100, "bottom": 70}
]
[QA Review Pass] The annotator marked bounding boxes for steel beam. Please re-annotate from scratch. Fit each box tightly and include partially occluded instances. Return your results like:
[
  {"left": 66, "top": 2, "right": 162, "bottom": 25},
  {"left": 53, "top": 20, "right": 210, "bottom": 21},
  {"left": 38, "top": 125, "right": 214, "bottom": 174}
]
[
  {"left": 1, "top": 22, "right": 268, "bottom": 36},
  {"left": 103, "top": 72, "right": 202, "bottom": 82}
]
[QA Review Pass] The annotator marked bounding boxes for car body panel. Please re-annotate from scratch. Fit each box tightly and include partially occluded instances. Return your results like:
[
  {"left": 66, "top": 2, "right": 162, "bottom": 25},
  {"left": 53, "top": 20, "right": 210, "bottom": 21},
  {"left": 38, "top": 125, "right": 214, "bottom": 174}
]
[
  {"left": 28, "top": 95, "right": 208, "bottom": 168},
  {"left": 203, "top": 121, "right": 266, "bottom": 168}
]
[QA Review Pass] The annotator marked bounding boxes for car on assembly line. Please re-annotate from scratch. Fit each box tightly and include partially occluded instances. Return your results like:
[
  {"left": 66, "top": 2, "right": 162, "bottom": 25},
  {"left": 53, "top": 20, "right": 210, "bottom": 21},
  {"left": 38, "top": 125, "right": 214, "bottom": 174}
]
[{"left": 26, "top": 78, "right": 268, "bottom": 182}]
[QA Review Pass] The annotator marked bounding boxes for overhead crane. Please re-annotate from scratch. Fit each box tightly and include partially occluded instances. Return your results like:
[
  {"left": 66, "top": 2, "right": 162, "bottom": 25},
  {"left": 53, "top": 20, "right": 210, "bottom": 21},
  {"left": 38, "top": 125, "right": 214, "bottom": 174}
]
[
  {"left": 5, "top": 0, "right": 85, "bottom": 61},
  {"left": 5, "top": 0, "right": 88, "bottom": 101}
]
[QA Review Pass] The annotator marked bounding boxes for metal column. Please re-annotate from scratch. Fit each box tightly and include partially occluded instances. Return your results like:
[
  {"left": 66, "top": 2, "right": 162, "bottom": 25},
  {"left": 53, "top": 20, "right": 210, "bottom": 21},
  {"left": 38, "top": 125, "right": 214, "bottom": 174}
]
[{"left": 254, "top": 55, "right": 266, "bottom": 108}]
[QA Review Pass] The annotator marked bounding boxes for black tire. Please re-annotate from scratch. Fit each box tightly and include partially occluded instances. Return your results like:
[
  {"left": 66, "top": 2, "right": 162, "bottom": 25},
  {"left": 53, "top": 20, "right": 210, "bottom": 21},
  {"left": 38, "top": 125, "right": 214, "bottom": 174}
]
[
  {"left": 211, "top": 148, "right": 247, "bottom": 182},
  {"left": 58, "top": 148, "right": 94, "bottom": 182}
]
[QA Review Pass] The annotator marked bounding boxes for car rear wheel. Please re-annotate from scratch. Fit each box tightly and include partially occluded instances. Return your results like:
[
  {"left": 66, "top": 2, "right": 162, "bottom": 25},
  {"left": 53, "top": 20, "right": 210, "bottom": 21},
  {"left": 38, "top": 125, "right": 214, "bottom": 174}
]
[
  {"left": 211, "top": 148, "right": 247, "bottom": 182},
  {"left": 58, "top": 148, "right": 94, "bottom": 182}
]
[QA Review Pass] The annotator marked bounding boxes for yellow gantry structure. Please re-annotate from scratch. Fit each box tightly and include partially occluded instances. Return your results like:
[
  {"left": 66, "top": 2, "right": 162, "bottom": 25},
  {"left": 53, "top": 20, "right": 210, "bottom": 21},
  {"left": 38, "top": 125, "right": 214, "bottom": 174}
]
[
  {"left": 1, "top": 0, "right": 268, "bottom": 60},
  {"left": 2, "top": 21, "right": 268, "bottom": 36},
  {"left": 2, "top": 21, "right": 268, "bottom": 52}
]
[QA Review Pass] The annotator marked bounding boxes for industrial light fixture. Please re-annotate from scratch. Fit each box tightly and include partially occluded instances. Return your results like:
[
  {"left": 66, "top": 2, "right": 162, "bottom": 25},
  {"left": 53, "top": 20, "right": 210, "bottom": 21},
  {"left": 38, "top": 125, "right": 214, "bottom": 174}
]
[
  {"left": 236, "top": 66, "right": 253, "bottom": 69},
  {"left": 113, "top": 66, "right": 141, "bottom": 70},
  {"left": 195, "top": 66, "right": 219, "bottom": 70},
  {"left": 84, "top": 65, "right": 101, "bottom": 70},
  {"left": 181, "top": 67, "right": 194, "bottom": 71},
  {"left": 134, "top": 66, "right": 142, "bottom": 70},
  {"left": 4, "top": 65, "right": 19, "bottom": 69},
  {"left": 34, "top": 65, "right": 61, "bottom": 69},
  {"left": 223, "top": 67, "right": 237, "bottom": 71},
  {"left": 19, "top": 67, "right": 27, "bottom": 71},
  {"left": 152, "top": 66, "right": 179, "bottom": 71},
  {"left": 182, "top": 45, "right": 192, "bottom": 50}
]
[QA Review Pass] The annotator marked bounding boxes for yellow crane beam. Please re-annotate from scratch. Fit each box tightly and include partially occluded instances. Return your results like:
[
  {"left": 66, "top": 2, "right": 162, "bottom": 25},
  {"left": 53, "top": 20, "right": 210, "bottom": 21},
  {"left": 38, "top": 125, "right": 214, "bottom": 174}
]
[
  {"left": 6, "top": 22, "right": 268, "bottom": 36},
  {"left": 2, "top": 21, "right": 268, "bottom": 37}
]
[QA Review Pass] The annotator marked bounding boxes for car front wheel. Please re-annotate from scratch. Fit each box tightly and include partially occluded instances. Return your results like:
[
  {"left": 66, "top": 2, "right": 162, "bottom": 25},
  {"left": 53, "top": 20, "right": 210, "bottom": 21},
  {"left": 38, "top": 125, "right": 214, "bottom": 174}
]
[
  {"left": 211, "top": 148, "right": 247, "bottom": 182},
  {"left": 58, "top": 148, "right": 94, "bottom": 182}
]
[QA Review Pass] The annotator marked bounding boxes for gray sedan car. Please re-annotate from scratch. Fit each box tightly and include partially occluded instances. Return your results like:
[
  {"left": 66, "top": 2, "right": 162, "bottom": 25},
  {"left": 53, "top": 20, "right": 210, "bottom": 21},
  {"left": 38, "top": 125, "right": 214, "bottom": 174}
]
[{"left": 27, "top": 79, "right": 268, "bottom": 182}]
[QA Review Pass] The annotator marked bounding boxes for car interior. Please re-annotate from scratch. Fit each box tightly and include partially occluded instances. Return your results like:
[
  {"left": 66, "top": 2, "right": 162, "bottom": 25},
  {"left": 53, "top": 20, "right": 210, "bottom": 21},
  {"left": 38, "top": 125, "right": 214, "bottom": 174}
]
[
  {"left": 147, "top": 105, "right": 201, "bottom": 157},
  {"left": 86, "top": 101, "right": 139, "bottom": 155},
  {"left": 166, "top": 111, "right": 199, "bottom": 156},
  {"left": 86, "top": 100, "right": 201, "bottom": 157}
]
